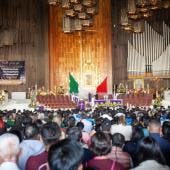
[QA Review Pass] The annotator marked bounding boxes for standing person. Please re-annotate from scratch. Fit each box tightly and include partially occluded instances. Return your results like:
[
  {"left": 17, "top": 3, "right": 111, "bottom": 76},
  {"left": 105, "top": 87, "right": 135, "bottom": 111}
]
[{"left": 0, "top": 133, "right": 20, "bottom": 170}]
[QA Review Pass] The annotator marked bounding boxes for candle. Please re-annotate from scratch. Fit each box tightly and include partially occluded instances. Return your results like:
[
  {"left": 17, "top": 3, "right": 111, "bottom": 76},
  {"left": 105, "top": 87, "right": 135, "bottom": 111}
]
[
  {"left": 54, "top": 86, "right": 57, "bottom": 94},
  {"left": 35, "top": 84, "right": 38, "bottom": 95},
  {"left": 126, "top": 84, "right": 128, "bottom": 94},
  {"left": 113, "top": 85, "right": 116, "bottom": 98},
  {"left": 147, "top": 83, "right": 149, "bottom": 94}
]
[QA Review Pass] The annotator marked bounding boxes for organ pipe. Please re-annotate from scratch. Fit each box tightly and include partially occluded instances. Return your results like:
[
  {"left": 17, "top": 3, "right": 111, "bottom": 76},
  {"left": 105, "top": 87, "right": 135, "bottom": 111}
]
[{"left": 127, "top": 21, "right": 170, "bottom": 78}]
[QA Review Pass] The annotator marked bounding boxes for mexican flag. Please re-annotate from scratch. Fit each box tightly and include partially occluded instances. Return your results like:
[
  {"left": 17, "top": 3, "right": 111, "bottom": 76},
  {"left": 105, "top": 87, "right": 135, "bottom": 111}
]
[
  {"left": 69, "top": 73, "right": 79, "bottom": 94},
  {"left": 96, "top": 77, "right": 108, "bottom": 93}
]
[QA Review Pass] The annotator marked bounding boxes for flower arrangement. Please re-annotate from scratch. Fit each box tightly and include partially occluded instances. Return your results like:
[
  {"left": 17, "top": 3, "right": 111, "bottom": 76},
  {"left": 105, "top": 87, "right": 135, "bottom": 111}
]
[
  {"left": 0, "top": 90, "right": 5, "bottom": 104},
  {"left": 117, "top": 83, "right": 126, "bottom": 93},
  {"left": 153, "top": 96, "right": 162, "bottom": 108},
  {"left": 98, "top": 102, "right": 119, "bottom": 108}
]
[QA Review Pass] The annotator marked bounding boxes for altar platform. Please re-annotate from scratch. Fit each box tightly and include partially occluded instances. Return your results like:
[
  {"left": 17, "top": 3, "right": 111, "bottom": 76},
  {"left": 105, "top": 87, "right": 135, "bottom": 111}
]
[
  {"left": 0, "top": 99, "right": 33, "bottom": 111},
  {"left": 0, "top": 95, "right": 170, "bottom": 111},
  {"left": 117, "top": 93, "right": 153, "bottom": 107}
]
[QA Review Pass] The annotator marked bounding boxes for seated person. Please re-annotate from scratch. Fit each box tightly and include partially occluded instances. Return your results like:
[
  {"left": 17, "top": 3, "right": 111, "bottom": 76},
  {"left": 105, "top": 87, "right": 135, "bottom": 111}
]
[
  {"left": 86, "top": 132, "right": 124, "bottom": 170},
  {"left": 107, "top": 133, "right": 133, "bottom": 169},
  {"left": 26, "top": 122, "right": 61, "bottom": 170},
  {"left": 18, "top": 123, "right": 45, "bottom": 170},
  {"left": 131, "top": 137, "right": 169, "bottom": 170},
  {"left": 66, "top": 126, "right": 94, "bottom": 164},
  {"left": 48, "top": 138, "right": 84, "bottom": 170},
  {"left": 0, "top": 133, "right": 20, "bottom": 170},
  {"left": 148, "top": 119, "right": 170, "bottom": 166}
]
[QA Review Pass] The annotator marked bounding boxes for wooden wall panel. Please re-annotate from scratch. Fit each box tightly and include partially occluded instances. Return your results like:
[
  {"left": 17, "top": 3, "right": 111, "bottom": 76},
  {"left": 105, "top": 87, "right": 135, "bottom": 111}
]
[
  {"left": 0, "top": 0, "right": 48, "bottom": 95},
  {"left": 49, "top": 0, "right": 113, "bottom": 93}
]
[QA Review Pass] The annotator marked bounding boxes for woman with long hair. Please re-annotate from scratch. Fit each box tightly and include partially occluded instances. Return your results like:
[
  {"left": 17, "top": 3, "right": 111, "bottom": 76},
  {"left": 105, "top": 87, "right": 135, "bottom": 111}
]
[{"left": 131, "top": 136, "right": 169, "bottom": 170}]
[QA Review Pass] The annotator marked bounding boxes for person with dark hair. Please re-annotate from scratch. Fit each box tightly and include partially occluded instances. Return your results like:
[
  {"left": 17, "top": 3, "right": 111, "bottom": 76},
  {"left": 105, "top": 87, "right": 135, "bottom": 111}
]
[
  {"left": 66, "top": 126, "right": 94, "bottom": 164},
  {"left": 22, "top": 116, "right": 33, "bottom": 127},
  {"left": 131, "top": 137, "right": 169, "bottom": 170},
  {"left": 9, "top": 129, "right": 23, "bottom": 142},
  {"left": 77, "top": 121, "right": 91, "bottom": 147},
  {"left": 26, "top": 122, "right": 61, "bottom": 170},
  {"left": 48, "top": 138, "right": 84, "bottom": 170},
  {"left": 18, "top": 123, "right": 45, "bottom": 170},
  {"left": 86, "top": 132, "right": 124, "bottom": 170},
  {"left": 66, "top": 126, "right": 82, "bottom": 142},
  {"left": 124, "top": 125, "right": 144, "bottom": 166},
  {"left": 100, "top": 118, "right": 112, "bottom": 134},
  {"left": 162, "top": 121, "right": 170, "bottom": 141},
  {"left": 53, "top": 113, "right": 66, "bottom": 139},
  {"left": 77, "top": 121, "right": 84, "bottom": 130},
  {"left": 107, "top": 133, "right": 133, "bottom": 169},
  {"left": 67, "top": 116, "right": 76, "bottom": 128},
  {"left": 139, "top": 115, "right": 150, "bottom": 137},
  {"left": 35, "top": 119, "right": 44, "bottom": 128},
  {"left": 148, "top": 119, "right": 170, "bottom": 167},
  {"left": 161, "top": 121, "right": 170, "bottom": 166}
]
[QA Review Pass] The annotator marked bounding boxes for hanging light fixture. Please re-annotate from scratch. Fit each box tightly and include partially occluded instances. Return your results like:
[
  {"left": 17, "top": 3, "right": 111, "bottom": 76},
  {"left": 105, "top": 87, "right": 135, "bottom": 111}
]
[
  {"left": 62, "top": 0, "right": 71, "bottom": 9},
  {"left": 149, "top": 0, "right": 162, "bottom": 10},
  {"left": 70, "top": 0, "right": 80, "bottom": 4},
  {"left": 48, "top": 0, "right": 61, "bottom": 5},
  {"left": 78, "top": 12, "right": 89, "bottom": 19},
  {"left": 49, "top": 0, "right": 98, "bottom": 33},
  {"left": 127, "top": 0, "right": 141, "bottom": 20},
  {"left": 73, "top": 19, "right": 83, "bottom": 31},
  {"left": 120, "top": 8, "right": 130, "bottom": 26},
  {"left": 120, "top": 0, "right": 169, "bottom": 34},
  {"left": 136, "top": 0, "right": 149, "bottom": 8},
  {"left": 63, "top": 16, "right": 72, "bottom": 33},
  {"left": 86, "top": 7, "right": 97, "bottom": 15},
  {"left": 136, "top": 0, "right": 150, "bottom": 13},
  {"left": 122, "top": 25, "right": 134, "bottom": 32},
  {"left": 133, "top": 20, "right": 145, "bottom": 33},
  {"left": 162, "top": 0, "right": 170, "bottom": 9},
  {"left": 120, "top": 8, "right": 134, "bottom": 32},
  {"left": 142, "top": 11, "right": 152, "bottom": 18},
  {"left": 65, "top": 9, "right": 77, "bottom": 17},
  {"left": 82, "top": 0, "right": 96, "bottom": 7},
  {"left": 127, "top": 0, "right": 137, "bottom": 15},
  {"left": 82, "top": 19, "right": 93, "bottom": 27},
  {"left": 74, "top": 4, "right": 84, "bottom": 12}
]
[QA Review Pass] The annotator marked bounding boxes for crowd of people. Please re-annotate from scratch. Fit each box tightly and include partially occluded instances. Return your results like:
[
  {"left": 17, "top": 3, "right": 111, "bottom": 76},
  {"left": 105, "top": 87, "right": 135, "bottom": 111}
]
[{"left": 0, "top": 104, "right": 170, "bottom": 170}]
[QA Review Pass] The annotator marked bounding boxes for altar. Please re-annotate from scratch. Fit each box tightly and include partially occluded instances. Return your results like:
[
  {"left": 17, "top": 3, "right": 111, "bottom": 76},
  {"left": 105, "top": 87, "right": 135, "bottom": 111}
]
[
  {"left": 117, "top": 93, "right": 153, "bottom": 107},
  {"left": 11, "top": 92, "right": 26, "bottom": 100}
]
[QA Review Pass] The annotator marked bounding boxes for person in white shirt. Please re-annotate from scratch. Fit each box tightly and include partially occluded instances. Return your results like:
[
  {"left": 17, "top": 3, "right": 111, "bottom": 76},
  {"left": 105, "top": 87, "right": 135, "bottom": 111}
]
[{"left": 110, "top": 115, "right": 132, "bottom": 141}]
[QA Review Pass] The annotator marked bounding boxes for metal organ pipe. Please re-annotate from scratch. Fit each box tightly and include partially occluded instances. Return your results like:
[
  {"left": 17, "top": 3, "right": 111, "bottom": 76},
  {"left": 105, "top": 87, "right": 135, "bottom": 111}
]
[{"left": 128, "top": 22, "right": 170, "bottom": 78}]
